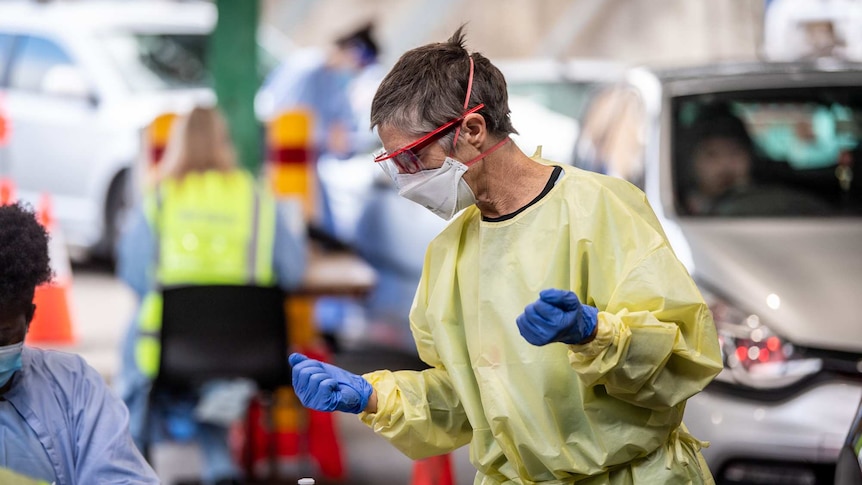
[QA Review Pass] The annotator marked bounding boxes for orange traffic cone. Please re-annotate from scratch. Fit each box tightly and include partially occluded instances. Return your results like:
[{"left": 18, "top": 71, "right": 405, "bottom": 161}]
[
  {"left": 0, "top": 178, "right": 14, "bottom": 205},
  {"left": 411, "top": 454, "right": 455, "bottom": 485},
  {"left": 26, "top": 193, "right": 75, "bottom": 345}
]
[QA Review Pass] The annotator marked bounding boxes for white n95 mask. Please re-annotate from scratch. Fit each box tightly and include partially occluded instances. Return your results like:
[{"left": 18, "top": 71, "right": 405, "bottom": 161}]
[{"left": 394, "top": 157, "right": 477, "bottom": 220}]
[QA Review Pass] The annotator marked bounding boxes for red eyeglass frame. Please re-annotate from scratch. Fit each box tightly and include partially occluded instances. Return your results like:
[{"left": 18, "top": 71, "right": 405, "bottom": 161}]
[{"left": 373, "top": 103, "right": 485, "bottom": 164}]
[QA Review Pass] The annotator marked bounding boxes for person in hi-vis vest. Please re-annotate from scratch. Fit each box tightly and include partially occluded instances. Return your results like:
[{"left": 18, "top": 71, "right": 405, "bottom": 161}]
[{"left": 114, "top": 107, "right": 307, "bottom": 485}]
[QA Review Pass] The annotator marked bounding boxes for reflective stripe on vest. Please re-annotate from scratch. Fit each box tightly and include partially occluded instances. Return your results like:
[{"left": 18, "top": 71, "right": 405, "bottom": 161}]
[{"left": 135, "top": 170, "right": 277, "bottom": 377}]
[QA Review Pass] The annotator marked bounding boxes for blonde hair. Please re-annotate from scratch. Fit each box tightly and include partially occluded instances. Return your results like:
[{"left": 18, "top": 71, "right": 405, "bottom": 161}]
[{"left": 159, "top": 106, "right": 237, "bottom": 181}]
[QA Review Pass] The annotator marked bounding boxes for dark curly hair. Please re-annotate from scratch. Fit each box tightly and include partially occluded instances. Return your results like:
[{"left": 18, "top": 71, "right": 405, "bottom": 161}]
[{"left": 0, "top": 203, "right": 52, "bottom": 321}]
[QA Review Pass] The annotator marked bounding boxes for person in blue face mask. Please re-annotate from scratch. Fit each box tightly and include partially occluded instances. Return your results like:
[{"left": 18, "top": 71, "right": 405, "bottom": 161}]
[{"left": 0, "top": 202, "right": 158, "bottom": 485}]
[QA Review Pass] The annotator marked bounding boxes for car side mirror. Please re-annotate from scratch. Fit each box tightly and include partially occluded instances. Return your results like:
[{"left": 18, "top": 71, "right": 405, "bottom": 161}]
[{"left": 41, "top": 65, "right": 98, "bottom": 107}]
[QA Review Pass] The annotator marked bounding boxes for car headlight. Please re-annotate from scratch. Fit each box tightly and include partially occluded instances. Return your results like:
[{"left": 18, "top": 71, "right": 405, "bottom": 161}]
[{"left": 700, "top": 287, "right": 822, "bottom": 390}]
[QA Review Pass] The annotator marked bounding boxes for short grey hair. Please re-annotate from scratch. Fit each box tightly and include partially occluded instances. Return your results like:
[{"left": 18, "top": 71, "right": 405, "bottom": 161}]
[{"left": 370, "top": 26, "right": 517, "bottom": 149}]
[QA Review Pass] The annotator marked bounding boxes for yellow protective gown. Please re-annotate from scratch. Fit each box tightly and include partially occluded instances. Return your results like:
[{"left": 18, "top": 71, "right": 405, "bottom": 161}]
[{"left": 360, "top": 160, "right": 723, "bottom": 484}]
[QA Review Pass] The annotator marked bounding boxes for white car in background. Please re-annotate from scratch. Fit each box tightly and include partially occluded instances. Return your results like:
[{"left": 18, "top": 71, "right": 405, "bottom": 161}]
[{"left": 0, "top": 0, "right": 288, "bottom": 259}]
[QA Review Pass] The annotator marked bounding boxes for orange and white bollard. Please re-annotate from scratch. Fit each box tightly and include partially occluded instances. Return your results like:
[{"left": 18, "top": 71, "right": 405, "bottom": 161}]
[{"left": 266, "top": 109, "right": 318, "bottom": 222}]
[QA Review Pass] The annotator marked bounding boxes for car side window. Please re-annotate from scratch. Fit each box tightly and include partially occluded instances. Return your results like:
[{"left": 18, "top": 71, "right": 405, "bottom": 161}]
[
  {"left": 8, "top": 35, "right": 74, "bottom": 92},
  {"left": 574, "top": 86, "right": 647, "bottom": 188},
  {"left": 0, "top": 33, "right": 15, "bottom": 86}
]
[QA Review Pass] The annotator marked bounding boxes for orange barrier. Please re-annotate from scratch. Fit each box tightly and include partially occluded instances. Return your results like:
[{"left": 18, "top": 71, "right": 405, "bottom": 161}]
[
  {"left": 148, "top": 112, "right": 177, "bottom": 166},
  {"left": 26, "top": 193, "right": 75, "bottom": 345},
  {"left": 266, "top": 109, "right": 317, "bottom": 222},
  {"left": 140, "top": 112, "right": 178, "bottom": 188},
  {"left": 411, "top": 454, "right": 455, "bottom": 485}
]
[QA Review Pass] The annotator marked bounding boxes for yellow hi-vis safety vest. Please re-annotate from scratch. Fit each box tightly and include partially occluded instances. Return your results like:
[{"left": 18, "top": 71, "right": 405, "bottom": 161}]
[{"left": 135, "top": 170, "right": 277, "bottom": 378}]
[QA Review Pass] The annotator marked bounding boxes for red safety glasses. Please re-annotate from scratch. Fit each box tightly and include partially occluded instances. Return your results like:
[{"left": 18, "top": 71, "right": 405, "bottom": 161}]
[
  {"left": 373, "top": 103, "right": 485, "bottom": 176},
  {"left": 375, "top": 56, "right": 485, "bottom": 178}
]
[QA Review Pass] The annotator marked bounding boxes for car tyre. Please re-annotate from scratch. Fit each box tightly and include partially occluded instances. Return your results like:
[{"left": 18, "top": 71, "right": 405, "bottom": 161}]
[{"left": 95, "top": 170, "right": 131, "bottom": 265}]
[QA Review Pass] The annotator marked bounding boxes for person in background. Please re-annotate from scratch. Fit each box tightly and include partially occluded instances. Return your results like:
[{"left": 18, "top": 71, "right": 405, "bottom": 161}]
[
  {"left": 342, "top": 25, "right": 388, "bottom": 155},
  {"left": 115, "top": 106, "right": 307, "bottom": 485},
  {"left": 289, "top": 27, "right": 723, "bottom": 484},
  {"left": 0, "top": 202, "right": 159, "bottom": 485},
  {"left": 683, "top": 109, "right": 756, "bottom": 214},
  {"left": 257, "top": 23, "right": 380, "bottom": 161},
  {"left": 258, "top": 23, "right": 382, "bottom": 352}
]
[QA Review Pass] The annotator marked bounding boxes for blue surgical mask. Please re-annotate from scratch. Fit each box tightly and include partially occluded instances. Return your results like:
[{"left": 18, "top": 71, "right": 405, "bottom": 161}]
[{"left": 0, "top": 341, "right": 24, "bottom": 387}]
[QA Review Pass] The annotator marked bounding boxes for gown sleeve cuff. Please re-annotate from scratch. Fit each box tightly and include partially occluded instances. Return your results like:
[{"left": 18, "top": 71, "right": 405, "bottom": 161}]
[
  {"left": 359, "top": 370, "right": 399, "bottom": 429},
  {"left": 567, "top": 311, "right": 617, "bottom": 359}
]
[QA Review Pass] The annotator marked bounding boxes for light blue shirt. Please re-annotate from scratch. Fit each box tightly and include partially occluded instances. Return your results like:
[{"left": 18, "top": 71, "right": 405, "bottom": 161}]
[
  {"left": 2, "top": 348, "right": 158, "bottom": 485},
  {"left": 258, "top": 49, "right": 356, "bottom": 156},
  {"left": 0, "top": 400, "right": 56, "bottom": 483}
]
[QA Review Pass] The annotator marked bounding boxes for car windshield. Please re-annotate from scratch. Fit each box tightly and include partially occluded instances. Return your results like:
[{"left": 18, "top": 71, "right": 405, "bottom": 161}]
[
  {"left": 672, "top": 87, "right": 862, "bottom": 217},
  {"left": 100, "top": 32, "right": 210, "bottom": 91}
]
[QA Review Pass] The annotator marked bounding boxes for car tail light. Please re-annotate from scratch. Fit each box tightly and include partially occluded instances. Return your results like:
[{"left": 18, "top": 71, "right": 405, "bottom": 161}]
[{"left": 700, "top": 287, "right": 823, "bottom": 390}]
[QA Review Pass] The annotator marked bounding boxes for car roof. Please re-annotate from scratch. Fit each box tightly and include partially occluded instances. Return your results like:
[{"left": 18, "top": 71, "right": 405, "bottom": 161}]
[
  {"left": 648, "top": 59, "right": 862, "bottom": 96},
  {"left": 655, "top": 59, "right": 862, "bottom": 81},
  {"left": 0, "top": 0, "right": 215, "bottom": 34}
]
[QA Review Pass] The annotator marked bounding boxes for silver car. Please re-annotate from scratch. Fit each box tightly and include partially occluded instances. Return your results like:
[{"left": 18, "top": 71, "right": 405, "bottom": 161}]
[{"left": 576, "top": 61, "right": 862, "bottom": 484}]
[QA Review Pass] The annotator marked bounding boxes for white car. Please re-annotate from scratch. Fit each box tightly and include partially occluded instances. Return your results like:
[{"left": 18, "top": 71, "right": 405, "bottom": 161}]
[{"left": 0, "top": 1, "right": 288, "bottom": 259}]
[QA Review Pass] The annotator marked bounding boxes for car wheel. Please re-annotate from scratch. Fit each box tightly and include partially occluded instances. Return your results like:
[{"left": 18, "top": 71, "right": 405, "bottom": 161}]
[{"left": 95, "top": 170, "right": 131, "bottom": 264}]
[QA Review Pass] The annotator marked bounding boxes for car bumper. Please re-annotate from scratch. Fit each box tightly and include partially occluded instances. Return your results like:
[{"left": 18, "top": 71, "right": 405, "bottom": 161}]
[{"left": 684, "top": 380, "right": 862, "bottom": 479}]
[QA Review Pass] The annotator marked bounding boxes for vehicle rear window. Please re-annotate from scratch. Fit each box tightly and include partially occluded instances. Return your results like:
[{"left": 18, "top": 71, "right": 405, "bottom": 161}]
[{"left": 672, "top": 87, "right": 862, "bottom": 217}]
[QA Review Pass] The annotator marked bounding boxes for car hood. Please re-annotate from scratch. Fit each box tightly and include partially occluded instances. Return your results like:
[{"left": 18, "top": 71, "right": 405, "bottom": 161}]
[{"left": 678, "top": 218, "right": 862, "bottom": 352}]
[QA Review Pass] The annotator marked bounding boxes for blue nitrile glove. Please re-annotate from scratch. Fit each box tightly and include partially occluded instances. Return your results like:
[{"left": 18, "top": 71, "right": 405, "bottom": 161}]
[
  {"left": 289, "top": 353, "right": 373, "bottom": 414},
  {"left": 516, "top": 288, "right": 599, "bottom": 346}
]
